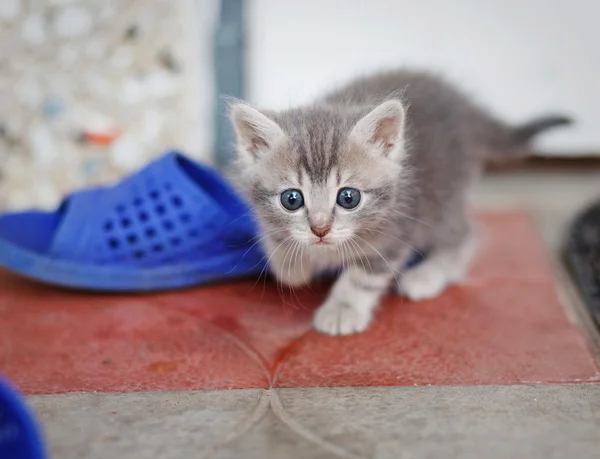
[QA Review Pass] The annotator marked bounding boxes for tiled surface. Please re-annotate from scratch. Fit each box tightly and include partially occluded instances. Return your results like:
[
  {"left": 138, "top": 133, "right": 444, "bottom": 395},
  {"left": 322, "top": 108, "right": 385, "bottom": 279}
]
[
  {"left": 471, "top": 170, "right": 600, "bottom": 249},
  {"left": 30, "top": 390, "right": 266, "bottom": 459},
  {"left": 2, "top": 211, "right": 599, "bottom": 394},
  {"left": 30, "top": 385, "right": 600, "bottom": 459}
]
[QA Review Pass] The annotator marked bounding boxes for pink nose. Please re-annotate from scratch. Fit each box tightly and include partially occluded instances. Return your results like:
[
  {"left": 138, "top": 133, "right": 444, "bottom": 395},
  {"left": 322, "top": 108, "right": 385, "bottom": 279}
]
[{"left": 311, "top": 225, "right": 331, "bottom": 238}]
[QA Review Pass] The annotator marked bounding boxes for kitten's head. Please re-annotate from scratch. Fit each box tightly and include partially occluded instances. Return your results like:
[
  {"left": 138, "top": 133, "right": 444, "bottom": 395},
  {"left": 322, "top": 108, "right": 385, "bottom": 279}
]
[{"left": 229, "top": 100, "right": 408, "bottom": 249}]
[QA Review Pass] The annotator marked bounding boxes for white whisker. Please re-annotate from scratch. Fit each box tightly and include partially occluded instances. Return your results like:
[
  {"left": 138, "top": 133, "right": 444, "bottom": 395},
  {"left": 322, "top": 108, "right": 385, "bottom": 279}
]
[
  {"left": 348, "top": 237, "right": 371, "bottom": 284},
  {"left": 290, "top": 241, "right": 306, "bottom": 306},
  {"left": 297, "top": 242, "right": 310, "bottom": 288},
  {"left": 279, "top": 239, "right": 296, "bottom": 296},
  {"left": 384, "top": 209, "right": 434, "bottom": 229},
  {"left": 250, "top": 235, "right": 292, "bottom": 293},
  {"left": 354, "top": 234, "right": 403, "bottom": 285},
  {"left": 365, "top": 228, "right": 426, "bottom": 260}
]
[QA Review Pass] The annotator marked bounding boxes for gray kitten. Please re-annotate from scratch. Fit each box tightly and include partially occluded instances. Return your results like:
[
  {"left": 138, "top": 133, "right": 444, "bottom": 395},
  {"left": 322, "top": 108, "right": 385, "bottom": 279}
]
[{"left": 229, "top": 69, "right": 571, "bottom": 336}]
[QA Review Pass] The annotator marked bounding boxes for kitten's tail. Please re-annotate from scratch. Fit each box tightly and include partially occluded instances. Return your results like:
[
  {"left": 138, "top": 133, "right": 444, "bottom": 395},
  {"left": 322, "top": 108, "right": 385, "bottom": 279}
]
[
  {"left": 511, "top": 115, "right": 573, "bottom": 144},
  {"left": 486, "top": 114, "right": 574, "bottom": 157}
]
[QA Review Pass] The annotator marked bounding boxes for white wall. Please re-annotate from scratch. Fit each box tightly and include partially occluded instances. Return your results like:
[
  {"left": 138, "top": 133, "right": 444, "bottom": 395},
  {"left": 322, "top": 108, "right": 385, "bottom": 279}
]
[{"left": 247, "top": 0, "right": 600, "bottom": 154}]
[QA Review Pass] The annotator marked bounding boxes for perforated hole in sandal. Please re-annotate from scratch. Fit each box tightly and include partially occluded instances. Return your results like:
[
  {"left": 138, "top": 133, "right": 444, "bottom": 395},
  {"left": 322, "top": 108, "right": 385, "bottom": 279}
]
[
  {"left": 99, "top": 176, "right": 217, "bottom": 264},
  {"left": 171, "top": 196, "right": 183, "bottom": 208}
]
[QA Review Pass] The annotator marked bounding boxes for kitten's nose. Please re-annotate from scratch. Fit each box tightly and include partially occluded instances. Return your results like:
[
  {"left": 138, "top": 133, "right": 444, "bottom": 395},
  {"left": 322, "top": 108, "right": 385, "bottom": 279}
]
[{"left": 310, "top": 225, "right": 331, "bottom": 238}]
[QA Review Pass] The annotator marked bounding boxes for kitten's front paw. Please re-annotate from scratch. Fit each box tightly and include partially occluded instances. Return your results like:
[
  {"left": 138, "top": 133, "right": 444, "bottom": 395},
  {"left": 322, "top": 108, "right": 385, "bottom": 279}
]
[
  {"left": 397, "top": 264, "right": 448, "bottom": 301},
  {"left": 313, "top": 299, "right": 372, "bottom": 336}
]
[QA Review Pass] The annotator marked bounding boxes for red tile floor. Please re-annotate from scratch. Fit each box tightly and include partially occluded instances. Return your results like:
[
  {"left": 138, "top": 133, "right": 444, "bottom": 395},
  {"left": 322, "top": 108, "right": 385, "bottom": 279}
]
[{"left": 1, "top": 211, "right": 599, "bottom": 395}]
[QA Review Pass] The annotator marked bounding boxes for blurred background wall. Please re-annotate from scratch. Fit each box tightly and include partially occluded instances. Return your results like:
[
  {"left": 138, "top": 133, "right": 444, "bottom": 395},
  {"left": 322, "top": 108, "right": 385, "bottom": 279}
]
[
  {"left": 247, "top": 0, "right": 598, "bottom": 153},
  {"left": 0, "top": 0, "right": 215, "bottom": 210},
  {"left": 0, "top": 0, "right": 598, "bottom": 210}
]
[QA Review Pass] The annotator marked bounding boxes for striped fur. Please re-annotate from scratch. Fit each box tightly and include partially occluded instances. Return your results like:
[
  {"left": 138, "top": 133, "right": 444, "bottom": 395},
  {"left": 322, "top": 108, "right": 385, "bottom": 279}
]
[{"left": 229, "top": 69, "right": 569, "bottom": 335}]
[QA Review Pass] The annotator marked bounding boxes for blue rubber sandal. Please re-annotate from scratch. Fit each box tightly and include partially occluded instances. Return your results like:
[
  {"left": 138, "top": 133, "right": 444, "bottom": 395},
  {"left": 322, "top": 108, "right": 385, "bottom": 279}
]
[
  {"left": 0, "top": 152, "right": 266, "bottom": 291},
  {"left": 0, "top": 376, "right": 47, "bottom": 459}
]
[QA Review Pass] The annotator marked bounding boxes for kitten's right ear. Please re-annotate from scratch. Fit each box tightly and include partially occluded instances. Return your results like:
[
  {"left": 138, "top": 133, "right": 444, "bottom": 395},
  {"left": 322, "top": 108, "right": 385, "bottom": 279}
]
[
  {"left": 350, "top": 100, "right": 406, "bottom": 160},
  {"left": 230, "top": 103, "right": 284, "bottom": 162}
]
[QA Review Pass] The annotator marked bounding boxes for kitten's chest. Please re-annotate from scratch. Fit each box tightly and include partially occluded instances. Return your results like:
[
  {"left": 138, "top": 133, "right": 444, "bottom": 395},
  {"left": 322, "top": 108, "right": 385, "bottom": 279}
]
[
  {"left": 307, "top": 238, "right": 379, "bottom": 272},
  {"left": 308, "top": 248, "right": 343, "bottom": 272}
]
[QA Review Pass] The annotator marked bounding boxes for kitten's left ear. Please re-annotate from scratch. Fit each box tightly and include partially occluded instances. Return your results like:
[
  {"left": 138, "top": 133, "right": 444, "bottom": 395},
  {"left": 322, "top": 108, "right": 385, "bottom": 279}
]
[
  {"left": 350, "top": 100, "right": 406, "bottom": 160},
  {"left": 230, "top": 103, "right": 285, "bottom": 163}
]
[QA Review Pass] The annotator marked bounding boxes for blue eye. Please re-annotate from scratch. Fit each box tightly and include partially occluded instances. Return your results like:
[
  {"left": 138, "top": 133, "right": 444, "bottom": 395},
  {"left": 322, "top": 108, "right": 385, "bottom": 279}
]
[
  {"left": 337, "top": 188, "right": 361, "bottom": 209},
  {"left": 280, "top": 189, "right": 304, "bottom": 211}
]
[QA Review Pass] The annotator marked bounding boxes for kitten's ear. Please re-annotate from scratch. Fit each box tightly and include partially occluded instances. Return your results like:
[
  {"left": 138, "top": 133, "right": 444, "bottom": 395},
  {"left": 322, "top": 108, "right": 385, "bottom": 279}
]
[
  {"left": 230, "top": 103, "right": 284, "bottom": 162},
  {"left": 350, "top": 100, "right": 406, "bottom": 160}
]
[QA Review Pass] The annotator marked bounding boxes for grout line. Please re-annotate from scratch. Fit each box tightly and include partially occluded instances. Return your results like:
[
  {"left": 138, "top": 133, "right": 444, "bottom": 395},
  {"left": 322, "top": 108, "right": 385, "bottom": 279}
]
[
  {"left": 269, "top": 388, "right": 365, "bottom": 459},
  {"left": 205, "top": 320, "right": 273, "bottom": 386},
  {"left": 155, "top": 303, "right": 274, "bottom": 386},
  {"left": 198, "top": 389, "right": 270, "bottom": 458},
  {"left": 270, "top": 329, "right": 313, "bottom": 387}
]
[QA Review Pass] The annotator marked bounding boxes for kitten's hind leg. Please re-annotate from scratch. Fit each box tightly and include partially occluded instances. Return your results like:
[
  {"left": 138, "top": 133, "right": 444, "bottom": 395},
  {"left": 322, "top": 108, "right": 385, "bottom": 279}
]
[{"left": 397, "top": 225, "right": 477, "bottom": 301}]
